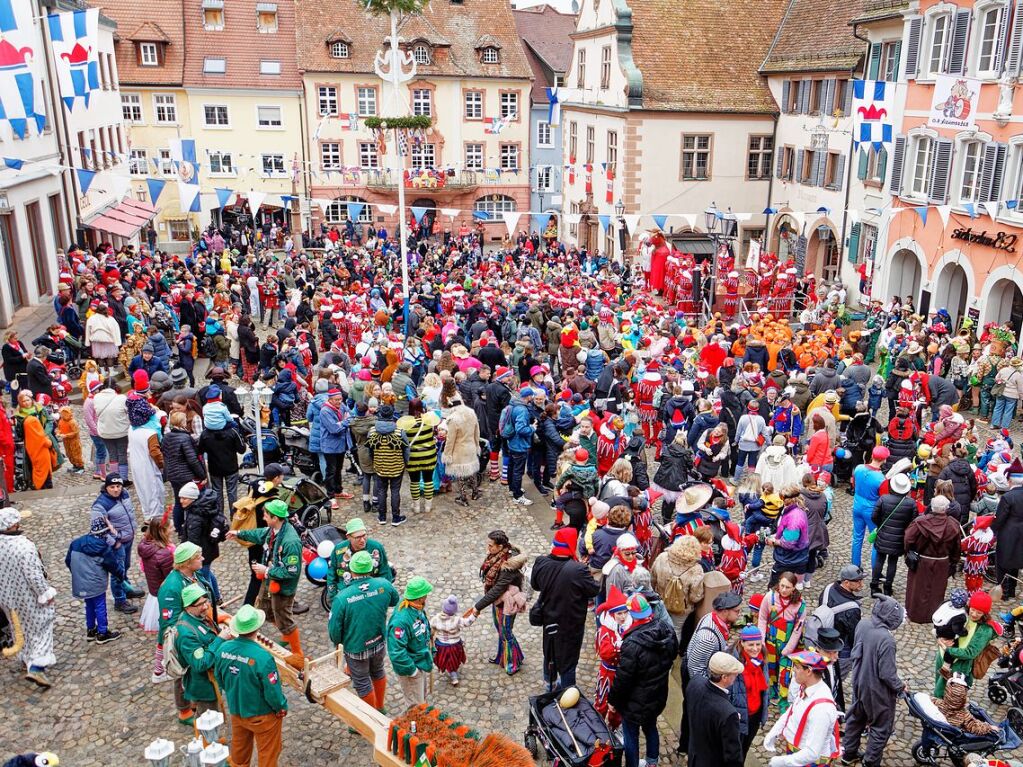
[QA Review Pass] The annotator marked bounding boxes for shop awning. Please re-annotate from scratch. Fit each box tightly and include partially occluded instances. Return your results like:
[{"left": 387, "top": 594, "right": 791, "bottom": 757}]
[
  {"left": 672, "top": 237, "right": 716, "bottom": 255},
  {"left": 85, "top": 198, "right": 158, "bottom": 239}
]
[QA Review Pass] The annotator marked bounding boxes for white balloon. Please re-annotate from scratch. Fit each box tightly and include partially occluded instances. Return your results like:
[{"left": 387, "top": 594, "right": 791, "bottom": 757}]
[{"left": 316, "top": 540, "right": 335, "bottom": 560}]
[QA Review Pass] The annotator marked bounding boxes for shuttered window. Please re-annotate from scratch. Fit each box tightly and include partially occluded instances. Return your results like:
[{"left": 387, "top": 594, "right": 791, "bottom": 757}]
[
  {"left": 869, "top": 146, "right": 888, "bottom": 184},
  {"left": 980, "top": 142, "right": 1008, "bottom": 202},
  {"left": 947, "top": 10, "right": 972, "bottom": 75},
  {"left": 1006, "top": 0, "right": 1023, "bottom": 75},
  {"left": 825, "top": 152, "right": 846, "bottom": 191},
  {"left": 1006, "top": 147, "right": 1023, "bottom": 208},
  {"left": 928, "top": 138, "right": 954, "bottom": 203},
  {"left": 905, "top": 17, "right": 923, "bottom": 78},
  {"left": 847, "top": 222, "right": 861, "bottom": 264},
  {"left": 928, "top": 13, "right": 952, "bottom": 75},
  {"left": 881, "top": 41, "right": 902, "bottom": 81},
  {"left": 867, "top": 43, "right": 882, "bottom": 79},
  {"left": 798, "top": 80, "right": 812, "bottom": 114},
  {"left": 958, "top": 140, "right": 983, "bottom": 205},
  {"left": 781, "top": 80, "right": 791, "bottom": 114},
  {"left": 889, "top": 135, "right": 906, "bottom": 195},
  {"left": 976, "top": 4, "right": 1007, "bottom": 75},
  {"left": 910, "top": 136, "right": 934, "bottom": 197}
]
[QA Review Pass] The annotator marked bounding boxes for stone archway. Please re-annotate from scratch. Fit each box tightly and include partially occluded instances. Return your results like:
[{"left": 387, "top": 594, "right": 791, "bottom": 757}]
[
  {"left": 986, "top": 278, "right": 1023, "bottom": 337},
  {"left": 933, "top": 262, "right": 969, "bottom": 327},
  {"left": 887, "top": 248, "right": 922, "bottom": 305}
]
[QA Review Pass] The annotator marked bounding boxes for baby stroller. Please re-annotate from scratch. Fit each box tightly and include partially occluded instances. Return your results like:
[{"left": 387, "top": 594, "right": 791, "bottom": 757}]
[
  {"left": 278, "top": 475, "right": 332, "bottom": 529},
  {"left": 524, "top": 689, "right": 622, "bottom": 767},
  {"left": 238, "top": 417, "right": 283, "bottom": 469},
  {"left": 904, "top": 689, "right": 1023, "bottom": 766},
  {"left": 278, "top": 425, "right": 321, "bottom": 481},
  {"left": 988, "top": 638, "right": 1023, "bottom": 708}
]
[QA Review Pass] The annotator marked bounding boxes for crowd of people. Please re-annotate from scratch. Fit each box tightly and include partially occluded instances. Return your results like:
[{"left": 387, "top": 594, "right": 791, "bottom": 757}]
[{"left": 1, "top": 221, "right": 1023, "bottom": 767}]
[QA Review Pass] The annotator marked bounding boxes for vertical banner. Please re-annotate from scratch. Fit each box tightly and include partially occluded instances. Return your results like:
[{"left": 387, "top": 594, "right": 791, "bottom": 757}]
[
  {"left": 46, "top": 7, "right": 100, "bottom": 111},
  {"left": 169, "top": 138, "right": 201, "bottom": 213},
  {"left": 0, "top": 0, "right": 47, "bottom": 138},
  {"left": 605, "top": 165, "right": 614, "bottom": 204},
  {"left": 852, "top": 79, "right": 894, "bottom": 150},
  {"left": 584, "top": 164, "right": 592, "bottom": 194}
]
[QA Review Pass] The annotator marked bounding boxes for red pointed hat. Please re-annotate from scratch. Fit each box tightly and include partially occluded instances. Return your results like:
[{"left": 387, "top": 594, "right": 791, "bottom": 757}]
[
  {"left": 551, "top": 527, "right": 578, "bottom": 559},
  {"left": 1008, "top": 457, "right": 1023, "bottom": 477},
  {"left": 596, "top": 585, "right": 629, "bottom": 615},
  {"left": 973, "top": 515, "right": 995, "bottom": 530}
]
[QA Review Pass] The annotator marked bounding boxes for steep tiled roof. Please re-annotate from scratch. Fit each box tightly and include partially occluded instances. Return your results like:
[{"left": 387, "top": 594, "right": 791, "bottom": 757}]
[
  {"left": 761, "top": 0, "right": 868, "bottom": 74},
  {"left": 850, "top": 0, "right": 909, "bottom": 25},
  {"left": 522, "top": 40, "right": 553, "bottom": 103},
  {"left": 630, "top": 0, "right": 788, "bottom": 113},
  {"left": 295, "top": 0, "right": 533, "bottom": 80},
  {"left": 92, "top": 0, "right": 185, "bottom": 86},
  {"left": 512, "top": 6, "right": 577, "bottom": 75},
  {"left": 182, "top": 0, "right": 302, "bottom": 89}
]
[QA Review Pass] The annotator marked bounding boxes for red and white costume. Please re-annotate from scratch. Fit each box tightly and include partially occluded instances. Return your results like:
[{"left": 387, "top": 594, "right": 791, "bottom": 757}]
[
  {"left": 962, "top": 516, "right": 996, "bottom": 595},
  {"left": 718, "top": 522, "right": 758, "bottom": 596},
  {"left": 596, "top": 420, "right": 626, "bottom": 477},
  {"left": 594, "top": 586, "right": 630, "bottom": 729}
]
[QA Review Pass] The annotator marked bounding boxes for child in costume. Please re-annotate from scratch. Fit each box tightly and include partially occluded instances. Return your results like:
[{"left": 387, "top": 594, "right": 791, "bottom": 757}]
[
  {"left": 719, "top": 522, "right": 759, "bottom": 595},
  {"left": 429, "top": 595, "right": 476, "bottom": 686},
  {"left": 56, "top": 406, "right": 85, "bottom": 475},
  {"left": 962, "top": 516, "right": 996, "bottom": 595},
  {"left": 552, "top": 448, "right": 599, "bottom": 530},
  {"left": 594, "top": 585, "right": 630, "bottom": 729},
  {"left": 934, "top": 674, "right": 1000, "bottom": 735}
]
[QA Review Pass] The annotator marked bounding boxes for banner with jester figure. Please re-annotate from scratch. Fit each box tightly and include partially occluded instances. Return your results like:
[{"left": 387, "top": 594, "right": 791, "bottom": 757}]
[
  {"left": 0, "top": 0, "right": 47, "bottom": 139},
  {"left": 169, "top": 138, "right": 201, "bottom": 213},
  {"left": 46, "top": 7, "right": 100, "bottom": 111}
]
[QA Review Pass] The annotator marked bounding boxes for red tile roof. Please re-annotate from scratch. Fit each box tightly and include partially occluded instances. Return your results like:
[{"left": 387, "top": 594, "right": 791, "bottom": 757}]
[
  {"left": 761, "top": 0, "right": 868, "bottom": 73},
  {"left": 92, "top": 0, "right": 185, "bottom": 86},
  {"left": 513, "top": 6, "right": 577, "bottom": 74},
  {"left": 295, "top": 0, "right": 533, "bottom": 81}
]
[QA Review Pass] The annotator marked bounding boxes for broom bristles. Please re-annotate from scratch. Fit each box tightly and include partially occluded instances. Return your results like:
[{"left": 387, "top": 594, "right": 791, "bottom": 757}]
[{"left": 991, "top": 583, "right": 1004, "bottom": 603}]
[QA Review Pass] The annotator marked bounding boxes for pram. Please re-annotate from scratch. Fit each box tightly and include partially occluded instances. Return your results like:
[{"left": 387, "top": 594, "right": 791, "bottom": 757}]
[
  {"left": 904, "top": 689, "right": 1023, "bottom": 766},
  {"left": 988, "top": 638, "right": 1023, "bottom": 708},
  {"left": 524, "top": 689, "right": 622, "bottom": 767},
  {"left": 239, "top": 417, "right": 283, "bottom": 469},
  {"left": 278, "top": 425, "right": 322, "bottom": 481}
]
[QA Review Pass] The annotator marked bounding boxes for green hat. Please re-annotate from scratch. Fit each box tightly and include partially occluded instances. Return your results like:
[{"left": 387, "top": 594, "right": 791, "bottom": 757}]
[
  {"left": 265, "top": 499, "right": 289, "bottom": 518},
  {"left": 345, "top": 518, "right": 366, "bottom": 535},
  {"left": 350, "top": 550, "right": 374, "bottom": 574},
  {"left": 181, "top": 583, "right": 207, "bottom": 607},
  {"left": 174, "top": 541, "right": 202, "bottom": 565},
  {"left": 403, "top": 576, "right": 434, "bottom": 601},
  {"left": 230, "top": 604, "right": 266, "bottom": 635}
]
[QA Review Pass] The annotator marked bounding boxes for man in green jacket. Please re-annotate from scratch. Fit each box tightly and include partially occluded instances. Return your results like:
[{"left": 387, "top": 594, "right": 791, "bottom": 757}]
[
  {"left": 228, "top": 499, "right": 304, "bottom": 669},
  {"left": 329, "top": 550, "right": 399, "bottom": 711},
  {"left": 214, "top": 604, "right": 288, "bottom": 767},
  {"left": 174, "top": 583, "right": 224, "bottom": 719},
  {"left": 386, "top": 576, "right": 434, "bottom": 708},
  {"left": 156, "top": 541, "right": 214, "bottom": 725},
  {"left": 325, "top": 517, "right": 395, "bottom": 602}
]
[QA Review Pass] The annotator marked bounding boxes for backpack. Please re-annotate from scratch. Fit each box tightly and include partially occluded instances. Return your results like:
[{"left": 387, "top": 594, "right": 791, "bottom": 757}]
[
  {"left": 804, "top": 583, "right": 859, "bottom": 645},
  {"left": 161, "top": 623, "right": 188, "bottom": 680},
  {"left": 973, "top": 640, "right": 1001, "bottom": 680},
  {"left": 659, "top": 563, "right": 702, "bottom": 613},
  {"left": 499, "top": 404, "right": 518, "bottom": 439}
]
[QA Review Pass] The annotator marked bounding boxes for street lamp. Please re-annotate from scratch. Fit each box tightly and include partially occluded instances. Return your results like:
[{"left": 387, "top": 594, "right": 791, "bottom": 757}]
[
  {"left": 704, "top": 202, "right": 720, "bottom": 233},
  {"left": 237, "top": 382, "right": 274, "bottom": 474},
  {"left": 722, "top": 209, "right": 738, "bottom": 239},
  {"left": 614, "top": 198, "right": 625, "bottom": 217},
  {"left": 614, "top": 198, "right": 626, "bottom": 266}
]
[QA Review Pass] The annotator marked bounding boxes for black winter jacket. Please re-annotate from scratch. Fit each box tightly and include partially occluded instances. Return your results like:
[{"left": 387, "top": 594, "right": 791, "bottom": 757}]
[
  {"left": 483, "top": 381, "right": 511, "bottom": 436},
  {"left": 608, "top": 618, "right": 679, "bottom": 723},
  {"left": 183, "top": 488, "right": 227, "bottom": 564},
  {"left": 938, "top": 458, "right": 978, "bottom": 514},
  {"left": 882, "top": 416, "right": 918, "bottom": 472},
  {"left": 685, "top": 675, "right": 744, "bottom": 767},
  {"left": 871, "top": 492, "right": 917, "bottom": 555},
  {"left": 652, "top": 442, "right": 694, "bottom": 492},
  {"left": 625, "top": 435, "right": 650, "bottom": 491},
  {"left": 995, "top": 486, "right": 1023, "bottom": 570},
  {"left": 529, "top": 554, "right": 600, "bottom": 634},
  {"left": 198, "top": 426, "right": 244, "bottom": 477},
  {"left": 161, "top": 428, "right": 207, "bottom": 487}
]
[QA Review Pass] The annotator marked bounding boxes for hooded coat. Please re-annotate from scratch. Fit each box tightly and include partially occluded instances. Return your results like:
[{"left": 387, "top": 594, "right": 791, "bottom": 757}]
[
  {"left": 994, "top": 486, "right": 1023, "bottom": 571},
  {"left": 183, "top": 488, "right": 227, "bottom": 565},
  {"left": 848, "top": 596, "right": 905, "bottom": 718},
  {"left": 937, "top": 458, "right": 978, "bottom": 519},
  {"left": 442, "top": 403, "right": 481, "bottom": 478},
  {"left": 871, "top": 492, "right": 917, "bottom": 555},
  {"left": 904, "top": 509, "right": 962, "bottom": 623},
  {"left": 810, "top": 366, "right": 840, "bottom": 396},
  {"left": 608, "top": 616, "right": 679, "bottom": 722}
]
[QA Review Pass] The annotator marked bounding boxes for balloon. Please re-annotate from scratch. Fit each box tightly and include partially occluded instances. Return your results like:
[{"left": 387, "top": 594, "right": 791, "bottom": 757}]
[
  {"left": 301, "top": 547, "right": 316, "bottom": 565},
  {"left": 317, "top": 540, "right": 336, "bottom": 560},
  {"left": 559, "top": 687, "right": 580, "bottom": 709},
  {"left": 835, "top": 448, "right": 849, "bottom": 460},
  {"left": 307, "top": 556, "right": 329, "bottom": 581}
]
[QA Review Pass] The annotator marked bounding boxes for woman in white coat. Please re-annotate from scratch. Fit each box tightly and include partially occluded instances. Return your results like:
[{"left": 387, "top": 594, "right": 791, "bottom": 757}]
[
  {"left": 442, "top": 396, "right": 482, "bottom": 506},
  {"left": 84, "top": 303, "right": 121, "bottom": 376},
  {"left": 93, "top": 380, "right": 130, "bottom": 482},
  {"left": 755, "top": 435, "right": 805, "bottom": 490},
  {"left": 125, "top": 380, "right": 165, "bottom": 521}
]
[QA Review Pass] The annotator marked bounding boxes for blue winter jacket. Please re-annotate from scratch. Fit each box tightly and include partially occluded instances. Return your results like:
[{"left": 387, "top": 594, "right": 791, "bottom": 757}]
[
  {"left": 687, "top": 412, "right": 720, "bottom": 449},
  {"left": 585, "top": 348, "right": 606, "bottom": 382},
  {"left": 319, "top": 401, "right": 353, "bottom": 454},
  {"left": 89, "top": 490, "right": 138, "bottom": 547},
  {"left": 505, "top": 395, "right": 535, "bottom": 453},
  {"left": 306, "top": 392, "right": 330, "bottom": 453},
  {"left": 727, "top": 647, "right": 770, "bottom": 735},
  {"left": 128, "top": 354, "right": 168, "bottom": 378},
  {"left": 148, "top": 332, "right": 173, "bottom": 368},
  {"left": 65, "top": 532, "right": 126, "bottom": 599}
]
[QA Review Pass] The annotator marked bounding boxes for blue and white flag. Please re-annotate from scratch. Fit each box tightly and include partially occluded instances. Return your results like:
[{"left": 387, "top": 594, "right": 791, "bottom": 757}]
[
  {"left": 0, "top": 0, "right": 47, "bottom": 138},
  {"left": 852, "top": 79, "right": 894, "bottom": 150},
  {"left": 546, "top": 86, "right": 560, "bottom": 127},
  {"left": 46, "top": 7, "right": 99, "bottom": 111},
  {"left": 169, "top": 138, "right": 201, "bottom": 213}
]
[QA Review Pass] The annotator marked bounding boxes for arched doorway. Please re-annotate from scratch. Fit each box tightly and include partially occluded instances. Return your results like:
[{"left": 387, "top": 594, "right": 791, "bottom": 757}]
[
  {"left": 987, "top": 278, "right": 1023, "bottom": 336},
  {"left": 806, "top": 223, "right": 839, "bottom": 282},
  {"left": 772, "top": 215, "right": 799, "bottom": 261},
  {"left": 933, "top": 262, "right": 968, "bottom": 327},
  {"left": 410, "top": 197, "right": 437, "bottom": 235},
  {"left": 887, "top": 249, "right": 922, "bottom": 305}
]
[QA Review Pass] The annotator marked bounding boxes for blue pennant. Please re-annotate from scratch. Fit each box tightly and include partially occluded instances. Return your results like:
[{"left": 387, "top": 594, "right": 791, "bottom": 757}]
[
  {"left": 215, "top": 187, "right": 234, "bottom": 208},
  {"left": 410, "top": 206, "right": 427, "bottom": 224},
  {"left": 347, "top": 202, "right": 365, "bottom": 221},
  {"left": 912, "top": 206, "right": 928, "bottom": 225},
  {"left": 146, "top": 178, "right": 166, "bottom": 204},
  {"left": 598, "top": 214, "right": 611, "bottom": 232},
  {"left": 652, "top": 214, "right": 668, "bottom": 230},
  {"left": 3, "top": 157, "right": 22, "bottom": 169},
  {"left": 963, "top": 203, "right": 976, "bottom": 218},
  {"left": 76, "top": 168, "right": 96, "bottom": 193}
]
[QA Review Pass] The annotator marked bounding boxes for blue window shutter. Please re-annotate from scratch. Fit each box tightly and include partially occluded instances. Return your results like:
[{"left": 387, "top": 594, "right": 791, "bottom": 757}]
[
  {"left": 905, "top": 17, "right": 922, "bottom": 78},
  {"left": 832, "top": 153, "right": 846, "bottom": 192},
  {"left": 948, "top": 10, "right": 972, "bottom": 74},
  {"left": 782, "top": 80, "right": 791, "bottom": 114},
  {"left": 868, "top": 43, "right": 882, "bottom": 79},
  {"left": 796, "top": 150, "right": 805, "bottom": 183},
  {"left": 847, "top": 222, "right": 861, "bottom": 264},
  {"left": 857, "top": 147, "right": 869, "bottom": 180},
  {"left": 776, "top": 146, "right": 785, "bottom": 178}
]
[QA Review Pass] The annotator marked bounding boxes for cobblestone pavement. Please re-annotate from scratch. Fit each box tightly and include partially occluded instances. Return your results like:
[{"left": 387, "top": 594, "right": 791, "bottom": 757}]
[{"left": 3, "top": 422, "right": 1022, "bottom": 766}]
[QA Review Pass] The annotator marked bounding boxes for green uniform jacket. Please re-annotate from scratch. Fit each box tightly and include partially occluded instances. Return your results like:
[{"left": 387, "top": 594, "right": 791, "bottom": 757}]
[
  {"left": 237, "top": 522, "right": 302, "bottom": 596},
  {"left": 175, "top": 611, "right": 223, "bottom": 703},
  {"left": 934, "top": 620, "right": 997, "bottom": 697},
  {"left": 328, "top": 576, "right": 400, "bottom": 654},
  {"left": 214, "top": 636, "right": 288, "bottom": 718},
  {"left": 386, "top": 604, "right": 433, "bottom": 677},
  {"left": 156, "top": 569, "right": 211, "bottom": 644},
  {"left": 325, "top": 539, "right": 394, "bottom": 601}
]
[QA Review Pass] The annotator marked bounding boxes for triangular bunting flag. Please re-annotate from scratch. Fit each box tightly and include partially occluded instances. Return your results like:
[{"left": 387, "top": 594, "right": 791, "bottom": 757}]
[
  {"left": 622, "top": 214, "right": 641, "bottom": 234},
  {"left": 846, "top": 208, "right": 860, "bottom": 226},
  {"left": 347, "top": 202, "right": 365, "bottom": 221},
  {"left": 936, "top": 205, "right": 952, "bottom": 228},
  {"left": 912, "top": 206, "right": 928, "bottom": 225},
  {"left": 3, "top": 157, "right": 23, "bottom": 170},
  {"left": 377, "top": 204, "right": 397, "bottom": 215},
  {"left": 312, "top": 198, "right": 332, "bottom": 212},
  {"left": 410, "top": 206, "right": 427, "bottom": 224},
  {"left": 678, "top": 213, "right": 696, "bottom": 231},
  {"left": 501, "top": 211, "right": 521, "bottom": 237},
  {"left": 280, "top": 195, "right": 295, "bottom": 209},
  {"left": 763, "top": 207, "right": 778, "bottom": 215},
  {"left": 146, "top": 178, "right": 166, "bottom": 204},
  {"left": 1007, "top": 200, "right": 1019, "bottom": 210},
  {"left": 440, "top": 208, "right": 459, "bottom": 218},
  {"left": 108, "top": 172, "right": 131, "bottom": 200},
  {"left": 790, "top": 212, "right": 805, "bottom": 233},
  {"left": 598, "top": 214, "right": 611, "bottom": 232},
  {"left": 652, "top": 214, "right": 668, "bottom": 231},
  {"left": 247, "top": 190, "right": 267, "bottom": 218},
  {"left": 179, "top": 183, "right": 201, "bottom": 214},
  {"left": 563, "top": 213, "right": 581, "bottom": 225},
  {"left": 215, "top": 188, "right": 234, "bottom": 209},
  {"left": 963, "top": 203, "right": 977, "bottom": 218},
  {"left": 76, "top": 168, "right": 96, "bottom": 194},
  {"left": 982, "top": 201, "right": 999, "bottom": 220}
]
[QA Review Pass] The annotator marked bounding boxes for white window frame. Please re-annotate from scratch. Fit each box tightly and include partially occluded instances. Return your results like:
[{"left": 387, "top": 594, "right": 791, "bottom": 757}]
[
  {"left": 203, "top": 104, "right": 230, "bottom": 128},
  {"left": 261, "top": 153, "right": 286, "bottom": 176},
  {"left": 475, "top": 194, "right": 516, "bottom": 216},
  {"left": 974, "top": 1, "right": 1006, "bottom": 78},
  {"left": 464, "top": 90, "right": 483, "bottom": 120},
  {"left": 318, "top": 86, "right": 338, "bottom": 116},
  {"left": 536, "top": 165, "right": 553, "bottom": 192},
  {"left": 412, "top": 44, "right": 431, "bottom": 65},
  {"left": 129, "top": 148, "right": 148, "bottom": 176},
  {"left": 203, "top": 57, "right": 226, "bottom": 75},
  {"left": 159, "top": 148, "right": 174, "bottom": 177},
  {"left": 956, "top": 137, "right": 984, "bottom": 207},
  {"left": 909, "top": 134, "right": 935, "bottom": 199},
  {"left": 121, "top": 93, "right": 142, "bottom": 123},
  {"left": 256, "top": 6, "right": 278, "bottom": 33},
  {"left": 410, "top": 143, "right": 436, "bottom": 170},
  {"left": 500, "top": 91, "right": 518, "bottom": 119},
  {"left": 412, "top": 89, "right": 432, "bottom": 117},
  {"left": 203, "top": 6, "right": 224, "bottom": 31},
  {"left": 330, "top": 41, "right": 349, "bottom": 59},
  {"left": 1001, "top": 140, "right": 1023, "bottom": 223},
  {"left": 481, "top": 47, "right": 499, "bottom": 64},
  {"left": 499, "top": 143, "right": 519, "bottom": 171},
  {"left": 924, "top": 7, "right": 953, "bottom": 78},
  {"left": 681, "top": 133, "right": 711, "bottom": 180},
  {"left": 867, "top": 145, "right": 888, "bottom": 184},
  {"left": 153, "top": 93, "right": 177, "bottom": 124},
  {"left": 259, "top": 60, "right": 281, "bottom": 76},
  {"left": 358, "top": 142, "right": 379, "bottom": 169},
  {"left": 326, "top": 198, "right": 372, "bottom": 224},
  {"left": 320, "top": 142, "right": 342, "bottom": 169},
  {"left": 465, "top": 143, "right": 484, "bottom": 170},
  {"left": 357, "top": 87, "right": 377, "bottom": 117},
  {"left": 880, "top": 40, "right": 900, "bottom": 82},
  {"left": 256, "top": 105, "right": 283, "bottom": 129},
  {"left": 207, "top": 150, "right": 234, "bottom": 176},
  {"left": 140, "top": 42, "right": 158, "bottom": 66},
  {"left": 576, "top": 48, "right": 585, "bottom": 88},
  {"left": 537, "top": 121, "right": 553, "bottom": 148}
]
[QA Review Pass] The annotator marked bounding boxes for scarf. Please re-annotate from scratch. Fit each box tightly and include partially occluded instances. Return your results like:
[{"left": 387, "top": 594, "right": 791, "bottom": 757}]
[
  {"left": 742, "top": 650, "right": 768, "bottom": 715},
  {"left": 480, "top": 546, "right": 510, "bottom": 590},
  {"left": 711, "top": 612, "right": 730, "bottom": 639}
]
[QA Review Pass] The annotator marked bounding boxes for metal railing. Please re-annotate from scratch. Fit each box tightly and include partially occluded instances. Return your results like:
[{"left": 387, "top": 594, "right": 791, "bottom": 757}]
[{"left": 363, "top": 170, "right": 483, "bottom": 191}]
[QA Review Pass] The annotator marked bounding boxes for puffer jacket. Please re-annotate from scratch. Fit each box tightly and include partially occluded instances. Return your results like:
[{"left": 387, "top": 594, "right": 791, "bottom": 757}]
[
  {"left": 938, "top": 458, "right": 978, "bottom": 513},
  {"left": 882, "top": 415, "right": 918, "bottom": 471},
  {"left": 608, "top": 617, "right": 679, "bottom": 722},
  {"left": 350, "top": 414, "right": 376, "bottom": 474},
  {"left": 93, "top": 389, "right": 129, "bottom": 439},
  {"left": 137, "top": 537, "right": 173, "bottom": 596},
  {"left": 870, "top": 492, "right": 917, "bottom": 555},
  {"left": 65, "top": 532, "right": 125, "bottom": 599},
  {"left": 686, "top": 412, "right": 719, "bottom": 449},
  {"left": 587, "top": 524, "right": 630, "bottom": 570},
  {"left": 727, "top": 646, "right": 770, "bottom": 736},
  {"left": 90, "top": 490, "right": 138, "bottom": 547},
  {"left": 183, "top": 487, "right": 227, "bottom": 564},
  {"left": 162, "top": 427, "right": 207, "bottom": 486},
  {"left": 148, "top": 331, "right": 173, "bottom": 368},
  {"left": 197, "top": 426, "right": 244, "bottom": 477},
  {"left": 651, "top": 441, "right": 694, "bottom": 493},
  {"left": 306, "top": 392, "right": 329, "bottom": 453}
]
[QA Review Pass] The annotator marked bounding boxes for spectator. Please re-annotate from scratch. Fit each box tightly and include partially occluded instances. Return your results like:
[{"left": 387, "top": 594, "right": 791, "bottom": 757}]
[
  {"left": 198, "top": 410, "right": 245, "bottom": 518},
  {"left": 162, "top": 411, "right": 207, "bottom": 534},
  {"left": 179, "top": 481, "right": 227, "bottom": 604},
  {"left": 89, "top": 473, "right": 144, "bottom": 614},
  {"left": 869, "top": 472, "right": 916, "bottom": 598},
  {"left": 685, "top": 651, "right": 745, "bottom": 767}
]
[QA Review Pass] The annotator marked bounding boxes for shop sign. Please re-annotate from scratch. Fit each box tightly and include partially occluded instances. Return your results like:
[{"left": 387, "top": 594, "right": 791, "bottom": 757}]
[{"left": 950, "top": 227, "right": 1017, "bottom": 253}]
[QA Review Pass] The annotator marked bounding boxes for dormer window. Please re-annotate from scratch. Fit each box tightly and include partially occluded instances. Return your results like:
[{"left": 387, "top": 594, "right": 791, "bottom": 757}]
[
  {"left": 256, "top": 2, "right": 278, "bottom": 33},
  {"left": 331, "top": 41, "right": 349, "bottom": 58},
  {"left": 412, "top": 44, "right": 431, "bottom": 65},
  {"left": 203, "top": 57, "right": 226, "bottom": 74},
  {"left": 139, "top": 42, "right": 158, "bottom": 66},
  {"left": 481, "top": 47, "right": 499, "bottom": 64},
  {"left": 202, "top": 0, "right": 224, "bottom": 30}
]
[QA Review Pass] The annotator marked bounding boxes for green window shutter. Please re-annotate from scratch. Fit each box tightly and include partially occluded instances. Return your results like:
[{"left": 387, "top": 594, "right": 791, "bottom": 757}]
[
  {"left": 877, "top": 146, "right": 888, "bottom": 183},
  {"left": 857, "top": 147, "right": 869, "bottom": 180},
  {"left": 847, "top": 222, "right": 861, "bottom": 263},
  {"left": 867, "top": 43, "right": 882, "bottom": 79}
]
